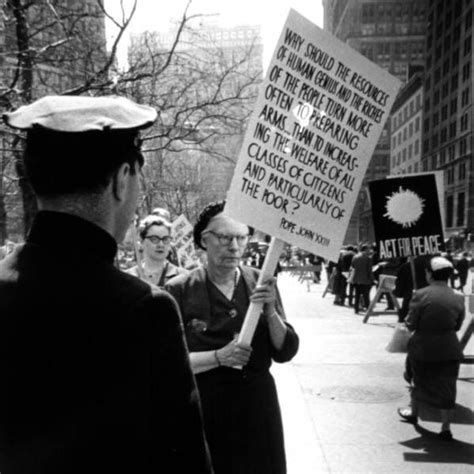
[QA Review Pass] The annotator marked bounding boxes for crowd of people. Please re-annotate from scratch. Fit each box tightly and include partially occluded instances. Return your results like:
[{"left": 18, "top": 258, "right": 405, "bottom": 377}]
[
  {"left": 0, "top": 94, "right": 471, "bottom": 473},
  {"left": 324, "top": 244, "right": 472, "bottom": 322}
]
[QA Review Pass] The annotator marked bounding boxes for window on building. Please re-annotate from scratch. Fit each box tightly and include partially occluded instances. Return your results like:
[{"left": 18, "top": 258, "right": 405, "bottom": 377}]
[
  {"left": 452, "top": 49, "right": 459, "bottom": 66},
  {"left": 398, "top": 132, "right": 402, "bottom": 145},
  {"left": 424, "top": 98, "right": 430, "bottom": 112},
  {"left": 466, "top": 9, "right": 472, "bottom": 29},
  {"left": 415, "top": 116, "right": 420, "bottom": 132},
  {"left": 451, "top": 73, "right": 458, "bottom": 91},
  {"left": 431, "top": 154, "right": 438, "bottom": 169},
  {"left": 415, "top": 139, "right": 420, "bottom": 155},
  {"left": 442, "top": 105, "right": 448, "bottom": 121},
  {"left": 447, "top": 167, "right": 454, "bottom": 184},
  {"left": 403, "top": 148, "right": 407, "bottom": 161},
  {"left": 450, "top": 121, "right": 457, "bottom": 137},
  {"left": 463, "top": 62, "right": 471, "bottom": 82},
  {"left": 462, "top": 87, "right": 470, "bottom": 106},
  {"left": 414, "top": 162, "right": 419, "bottom": 172},
  {"left": 452, "top": 24, "right": 460, "bottom": 45},
  {"left": 441, "top": 127, "right": 447, "bottom": 143},
  {"left": 434, "top": 89, "right": 440, "bottom": 105},
  {"left": 442, "top": 82, "right": 449, "bottom": 97},
  {"left": 448, "top": 145, "right": 455, "bottom": 161},
  {"left": 432, "top": 133, "right": 439, "bottom": 148},
  {"left": 446, "top": 195, "right": 454, "bottom": 227},
  {"left": 421, "top": 157, "right": 427, "bottom": 171},
  {"left": 408, "top": 143, "right": 413, "bottom": 158},
  {"left": 459, "top": 162, "right": 466, "bottom": 181},
  {"left": 433, "top": 112, "right": 439, "bottom": 126},
  {"left": 403, "top": 128, "right": 407, "bottom": 140},
  {"left": 416, "top": 94, "right": 421, "bottom": 109},
  {"left": 409, "top": 122, "right": 413, "bottom": 136},
  {"left": 464, "top": 36, "right": 472, "bottom": 56},
  {"left": 424, "top": 117, "right": 430, "bottom": 132},
  {"left": 423, "top": 139, "right": 430, "bottom": 153},
  {"left": 427, "top": 54, "right": 432, "bottom": 69},
  {"left": 451, "top": 98, "right": 458, "bottom": 114},
  {"left": 457, "top": 192, "right": 465, "bottom": 226},
  {"left": 460, "top": 138, "right": 467, "bottom": 155},
  {"left": 440, "top": 149, "right": 446, "bottom": 165},
  {"left": 392, "top": 136, "right": 397, "bottom": 148},
  {"left": 461, "top": 113, "right": 469, "bottom": 131}
]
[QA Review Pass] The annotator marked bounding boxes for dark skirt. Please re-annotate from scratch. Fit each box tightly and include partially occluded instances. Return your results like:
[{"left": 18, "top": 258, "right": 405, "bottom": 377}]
[
  {"left": 409, "top": 357, "right": 460, "bottom": 409},
  {"left": 196, "top": 369, "right": 286, "bottom": 474}
]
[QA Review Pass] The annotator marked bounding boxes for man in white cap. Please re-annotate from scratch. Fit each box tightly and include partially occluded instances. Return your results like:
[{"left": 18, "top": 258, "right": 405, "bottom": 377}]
[
  {"left": 0, "top": 96, "right": 212, "bottom": 473},
  {"left": 398, "top": 255, "right": 465, "bottom": 441}
]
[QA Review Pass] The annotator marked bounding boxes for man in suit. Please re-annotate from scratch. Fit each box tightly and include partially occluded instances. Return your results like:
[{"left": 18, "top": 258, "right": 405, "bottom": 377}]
[
  {"left": 350, "top": 244, "right": 374, "bottom": 314},
  {"left": 0, "top": 96, "right": 212, "bottom": 473}
]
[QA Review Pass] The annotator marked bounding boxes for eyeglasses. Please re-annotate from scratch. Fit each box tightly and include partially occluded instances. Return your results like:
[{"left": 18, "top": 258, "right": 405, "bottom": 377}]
[
  {"left": 144, "top": 235, "right": 171, "bottom": 245},
  {"left": 202, "top": 230, "right": 249, "bottom": 246}
]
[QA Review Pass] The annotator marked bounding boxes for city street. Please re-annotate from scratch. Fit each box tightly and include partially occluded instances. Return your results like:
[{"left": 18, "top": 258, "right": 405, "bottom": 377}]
[{"left": 272, "top": 270, "right": 474, "bottom": 473}]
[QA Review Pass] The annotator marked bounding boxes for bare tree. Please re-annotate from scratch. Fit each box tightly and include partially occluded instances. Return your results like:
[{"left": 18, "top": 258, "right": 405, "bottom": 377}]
[
  {"left": 0, "top": 0, "right": 137, "bottom": 241},
  {"left": 122, "top": 8, "right": 263, "bottom": 221},
  {"left": 0, "top": 0, "right": 262, "bottom": 241}
]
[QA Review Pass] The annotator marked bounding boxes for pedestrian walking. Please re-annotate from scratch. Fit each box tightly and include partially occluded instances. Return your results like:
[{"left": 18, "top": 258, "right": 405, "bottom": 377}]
[
  {"left": 398, "top": 256, "right": 465, "bottom": 441},
  {"left": 333, "top": 245, "right": 356, "bottom": 306},
  {"left": 455, "top": 251, "right": 470, "bottom": 292},
  {"left": 393, "top": 255, "right": 430, "bottom": 322},
  {"left": 166, "top": 200, "right": 299, "bottom": 474},
  {"left": 0, "top": 96, "right": 212, "bottom": 473},
  {"left": 349, "top": 244, "right": 374, "bottom": 314}
]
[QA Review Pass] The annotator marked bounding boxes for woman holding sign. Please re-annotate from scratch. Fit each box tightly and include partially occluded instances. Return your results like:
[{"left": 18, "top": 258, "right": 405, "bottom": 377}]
[{"left": 166, "top": 201, "right": 299, "bottom": 474}]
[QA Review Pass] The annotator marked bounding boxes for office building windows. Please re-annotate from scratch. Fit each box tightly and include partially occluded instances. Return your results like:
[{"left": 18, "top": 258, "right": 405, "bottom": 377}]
[{"left": 457, "top": 192, "right": 465, "bottom": 226}]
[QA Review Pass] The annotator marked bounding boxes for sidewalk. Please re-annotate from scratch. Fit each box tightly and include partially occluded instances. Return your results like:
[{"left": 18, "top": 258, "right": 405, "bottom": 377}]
[{"left": 272, "top": 271, "right": 474, "bottom": 473}]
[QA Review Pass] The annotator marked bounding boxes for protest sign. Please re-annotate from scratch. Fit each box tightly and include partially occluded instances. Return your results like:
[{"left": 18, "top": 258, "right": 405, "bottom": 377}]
[
  {"left": 369, "top": 174, "right": 445, "bottom": 259},
  {"left": 225, "top": 9, "right": 401, "bottom": 261},
  {"left": 172, "top": 214, "right": 196, "bottom": 267}
]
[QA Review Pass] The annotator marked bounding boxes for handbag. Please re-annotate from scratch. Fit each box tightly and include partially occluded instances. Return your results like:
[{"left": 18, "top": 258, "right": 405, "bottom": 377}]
[{"left": 385, "top": 323, "right": 412, "bottom": 353}]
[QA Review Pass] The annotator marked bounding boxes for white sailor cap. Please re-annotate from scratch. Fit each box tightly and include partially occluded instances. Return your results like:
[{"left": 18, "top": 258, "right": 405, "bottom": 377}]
[
  {"left": 3, "top": 95, "right": 157, "bottom": 132},
  {"left": 430, "top": 256, "right": 453, "bottom": 271}
]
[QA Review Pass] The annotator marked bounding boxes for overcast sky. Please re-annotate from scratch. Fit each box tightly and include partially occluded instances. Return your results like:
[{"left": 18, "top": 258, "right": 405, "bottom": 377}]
[{"left": 104, "top": 0, "right": 324, "bottom": 68}]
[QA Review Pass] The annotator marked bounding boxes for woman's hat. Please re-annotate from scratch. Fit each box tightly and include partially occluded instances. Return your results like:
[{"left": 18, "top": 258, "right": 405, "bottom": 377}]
[{"left": 430, "top": 256, "right": 453, "bottom": 271}]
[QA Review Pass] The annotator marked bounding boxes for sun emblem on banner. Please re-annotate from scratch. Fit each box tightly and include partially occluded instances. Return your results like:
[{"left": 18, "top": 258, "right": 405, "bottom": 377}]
[{"left": 384, "top": 186, "right": 425, "bottom": 228}]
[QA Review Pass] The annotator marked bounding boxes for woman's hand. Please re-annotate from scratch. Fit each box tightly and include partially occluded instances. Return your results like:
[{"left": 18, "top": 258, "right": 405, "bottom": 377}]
[
  {"left": 249, "top": 277, "right": 278, "bottom": 316},
  {"left": 216, "top": 336, "right": 252, "bottom": 368}
]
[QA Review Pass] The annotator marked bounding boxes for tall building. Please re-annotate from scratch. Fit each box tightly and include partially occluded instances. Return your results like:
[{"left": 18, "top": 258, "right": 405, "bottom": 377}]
[
  {"left": 323, "top": 0, "right": 428, "bottom": 244},
  {"left": 128, "top": 19, "right": 263, "bottom": 219},
  {"left": 390, "top": 71, "right": 424, "bottom": 176},
  {"left": 421, "top": 0, "right": 473, "bottom": 250}
]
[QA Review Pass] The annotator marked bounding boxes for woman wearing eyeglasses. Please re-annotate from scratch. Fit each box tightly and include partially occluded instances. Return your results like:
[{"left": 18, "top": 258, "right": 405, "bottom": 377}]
[
  {"left": 127, "top": 215, "right": 187, "bottom": 286},
  {"left": 166, "top": 201, "right": 299, "bottom": 474}
]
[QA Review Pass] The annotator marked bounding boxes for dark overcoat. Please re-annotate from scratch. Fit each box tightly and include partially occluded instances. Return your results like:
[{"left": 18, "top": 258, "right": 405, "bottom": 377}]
[
  {"left": 0, "top": 211, "right": 212, "bottom": 474},
  {"left": 166, "top": 266, "right": 299, "bottom": 474}
]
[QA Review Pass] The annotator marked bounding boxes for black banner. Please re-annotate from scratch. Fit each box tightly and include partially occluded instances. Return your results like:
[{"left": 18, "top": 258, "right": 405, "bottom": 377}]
[{"left": 369, "top": 174, "right": 444, "bottom": 258}]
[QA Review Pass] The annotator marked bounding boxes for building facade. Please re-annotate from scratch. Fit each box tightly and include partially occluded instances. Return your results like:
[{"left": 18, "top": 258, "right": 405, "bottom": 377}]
[
  {"left": 390, "top": 72, "right": 424, "bottom": 176},
  {"left": 322, "top": 0, "right": 428, "bottom": 245},
  {"left": 421, "top": 0, "right": 473, "bottom": 249}
]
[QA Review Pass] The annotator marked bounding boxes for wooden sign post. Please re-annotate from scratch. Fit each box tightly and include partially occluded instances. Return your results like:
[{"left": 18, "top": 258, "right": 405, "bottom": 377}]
[{"left": 238, "top": 238, "right": 285, "bottom": 346}]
